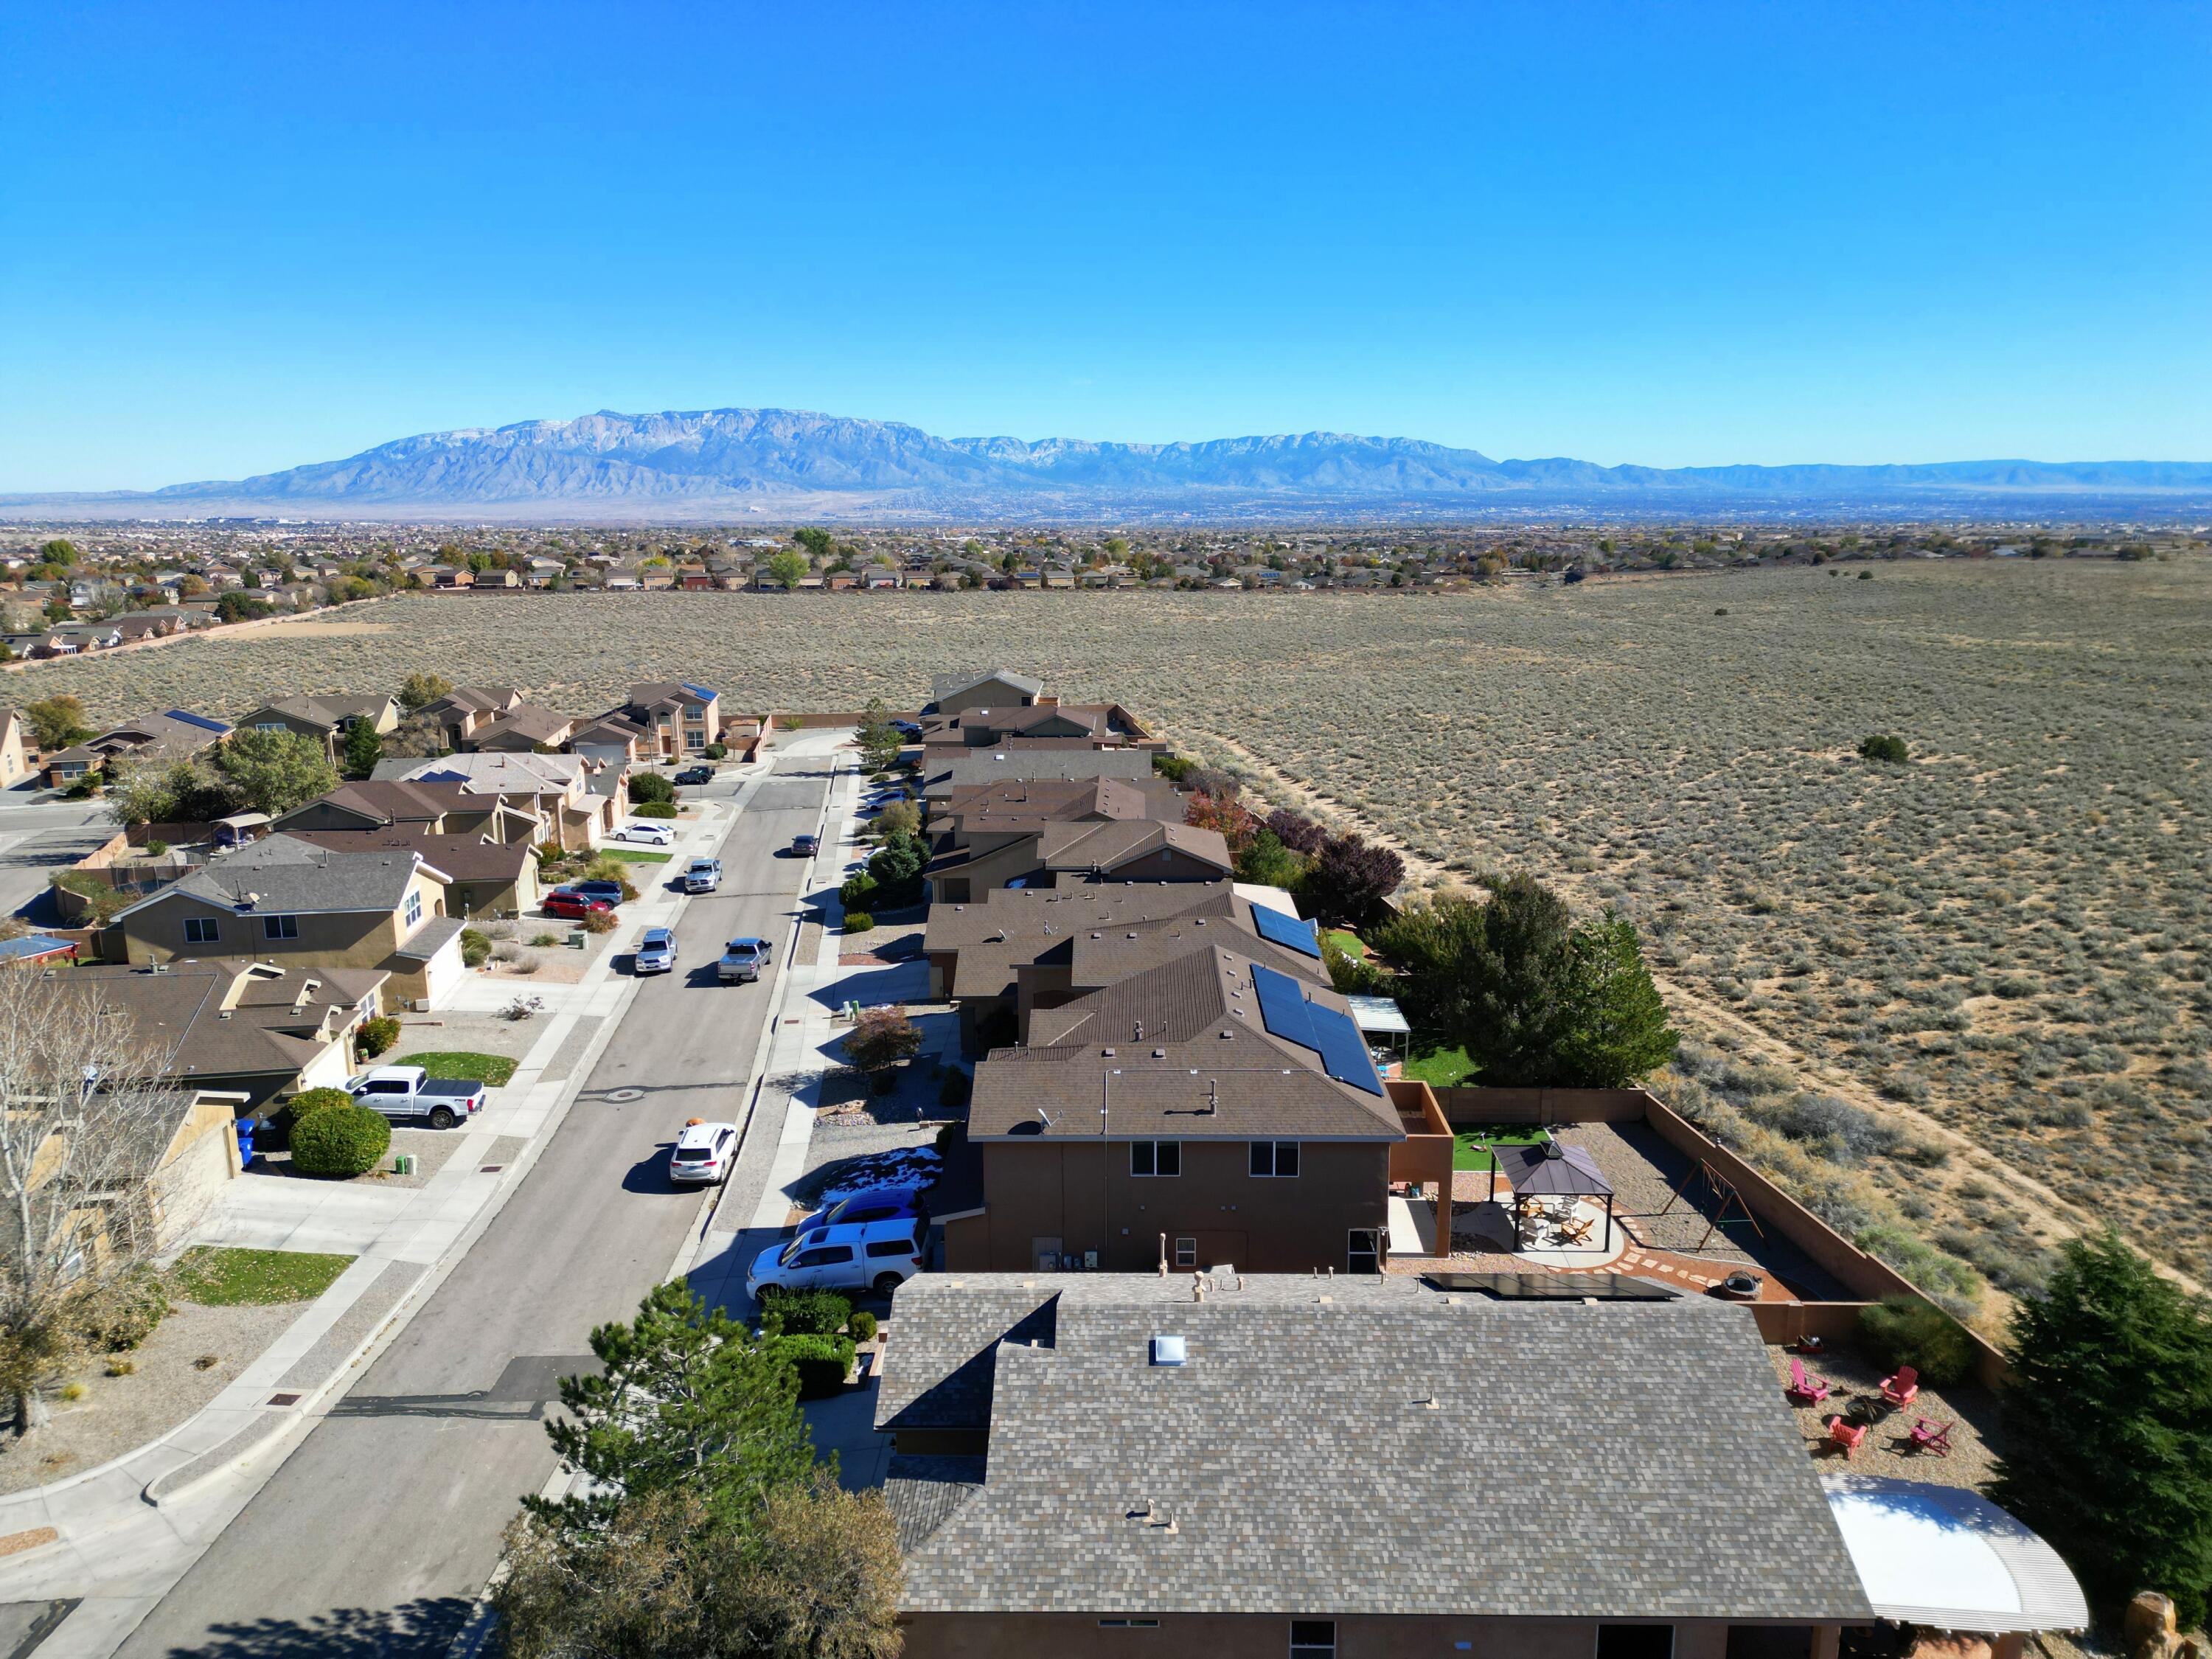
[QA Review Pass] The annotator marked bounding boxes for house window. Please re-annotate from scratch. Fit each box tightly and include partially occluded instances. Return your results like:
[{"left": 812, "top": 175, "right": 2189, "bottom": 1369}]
[
  {"left": 183, "top": 917, "right": 220, "bottom": 945},
  {"left": 1347, "top": 1229, "right": 1381, "bottom": 1275},
  {"left": 404, "top": 891, "right": 423, "bottom": 927},
  {"left": 262, "top": 914, "right": 299, "bottom": 940},
  {"left": 254, "top": 720, "right": 287, "bottom": 733},
  {"left": 1130, "top": 1140, "right": 1180, "bottom": 1178},
  {"left": 1290, "top": 1622, "right": 1336, "bottom": 1657},
  {"left": 1249, "top": 1141, "right": 1300, "bottom": 1178},
  {"left": 1597, "top": 1627, "right": 1675, "bottom": 1659},
  {"left": 1173, "top": 1237, "right": 1197, "bottom": 1268}
]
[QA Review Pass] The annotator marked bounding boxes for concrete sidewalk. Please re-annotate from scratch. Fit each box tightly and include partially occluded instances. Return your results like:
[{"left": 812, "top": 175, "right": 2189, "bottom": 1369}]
[{"left": 0, "top": 754, "right": 791, "bottom": 1652}]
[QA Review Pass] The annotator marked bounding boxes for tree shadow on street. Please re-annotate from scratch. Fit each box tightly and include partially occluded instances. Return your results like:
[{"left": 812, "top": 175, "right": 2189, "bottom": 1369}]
[{"left": 131, "top": 1596, "right": 476, "bottom": 1659}]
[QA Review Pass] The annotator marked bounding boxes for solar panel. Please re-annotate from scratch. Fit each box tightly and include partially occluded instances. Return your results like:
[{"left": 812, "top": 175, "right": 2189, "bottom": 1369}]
[
  {"left": 1250, "top": 964, "right": 1383, "bottom": 1096},
  {"left": 1250, "top": 963, "right": 1317, "bottom": 1049},
  {"left": 1250, "top": 905, "right": 1321, "bottom": 959},
  {"left": 163, "top": 709, "right": 231, "bottom": 734},
  {"left": 680, "top": 683, "right": 719, "bottom": 703}
]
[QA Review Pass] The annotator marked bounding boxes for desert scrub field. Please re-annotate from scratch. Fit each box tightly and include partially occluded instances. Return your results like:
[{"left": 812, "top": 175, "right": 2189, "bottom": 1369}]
[{"left": 15, "top": 562, "right": 2209, "bottom": 1290}]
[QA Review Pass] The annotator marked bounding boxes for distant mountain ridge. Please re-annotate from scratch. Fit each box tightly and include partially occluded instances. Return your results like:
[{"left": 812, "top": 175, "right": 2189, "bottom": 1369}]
[{"left": 8, "top": 406, "right": 2211, "bottom": 522}]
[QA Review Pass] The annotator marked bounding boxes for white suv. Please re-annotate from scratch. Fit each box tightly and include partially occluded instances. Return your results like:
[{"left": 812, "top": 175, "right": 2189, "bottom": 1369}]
[
  {"left": 746, "top": 1217, "right": 926, "bottom": 1298},
  {"left": 668, "top": 1119, "right": 738, "bottom": 1185}
]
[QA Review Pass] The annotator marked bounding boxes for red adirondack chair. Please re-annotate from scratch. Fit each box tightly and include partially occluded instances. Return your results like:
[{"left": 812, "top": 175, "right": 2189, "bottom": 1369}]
[
  {"left": 1786, "top": 1357, "right": 1831, "bottom": 1405},
  {"left": 1908, "top": 1417, "right": 1952, "bottom": 1456},
  {"left": 1881, "top": 1365, "right": 1920, "bottom": 1408},
  {"left": 1826, "top": 1416, "right": 1867, "bottom": 1456}
]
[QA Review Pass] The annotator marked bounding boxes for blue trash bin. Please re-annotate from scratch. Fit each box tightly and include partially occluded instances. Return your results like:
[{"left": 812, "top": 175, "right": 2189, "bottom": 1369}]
[{"left": 235, "top": 1117, "right": 259, "bottom": 1167}]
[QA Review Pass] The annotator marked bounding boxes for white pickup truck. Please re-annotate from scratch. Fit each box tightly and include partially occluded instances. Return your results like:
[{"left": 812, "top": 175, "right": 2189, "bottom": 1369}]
[{"left": 345, "top": 1065, "right": 490, "bottom": 1130}]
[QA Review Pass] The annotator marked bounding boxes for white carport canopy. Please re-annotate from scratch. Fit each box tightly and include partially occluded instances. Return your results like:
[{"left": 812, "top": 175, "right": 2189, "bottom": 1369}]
[{"left": 1822, "top": 1475, "right": 2089, "bottom": 1634}]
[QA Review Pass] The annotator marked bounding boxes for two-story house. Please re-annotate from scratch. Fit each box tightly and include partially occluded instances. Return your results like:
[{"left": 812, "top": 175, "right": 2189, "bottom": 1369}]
[
  {"left": 271, "top": 779, "right": 546, "bottom": 844},
  {"left": 370, "top": 752, "right": 618, "bottom": 849},
  {"left": 40, "top": 709, "right": 233, "bottom": 787},
  {"left": 594, "top": 681, "right": 722, "bottom": 758},
  {"left": 928, "top": 669, "right": 1047, "bottom": 715},
  {"left": 232, "top": 694, "right": 400, "bottom": 763}
]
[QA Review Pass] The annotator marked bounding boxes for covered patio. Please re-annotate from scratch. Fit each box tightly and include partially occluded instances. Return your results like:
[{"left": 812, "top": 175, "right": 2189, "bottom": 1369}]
[{"left": 1482, "top": 1139, "right": 1620, "bottom": 1260}]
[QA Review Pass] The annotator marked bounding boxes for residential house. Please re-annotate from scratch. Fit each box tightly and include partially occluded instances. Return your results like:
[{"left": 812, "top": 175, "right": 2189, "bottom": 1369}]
[
  {"left": 107, "top": 832, "right": 467, "bottom": 1010},
  {"left": 947, "top": 941, "right": 1451, "bottom": 1276},
  {"left": 371, "top": 751, "right": 619, "bottom": 849},
  {"left": 465, "top": 703, "right": 577, "bottom": 753},
  {"left": 587, "top": 681, "right": 721, "bottom": 759},
  {"left": 927, "top": 819, "right": 1231, "bottom": 904},
  {"left": 41, "top": 709, "right": 232, "bottom": 787},
  {"left": 0, "top": 707, "right": 32, "bottom": 787},
  {"left": 84, "top": 957, "right": 388, "bottom": 1109},
  {"left": 52, "top": 623, "right": 123, "bottom": 653},
  {"left": 288, "top": 826, "right": 541, "bottom": 918},
  {"left": 922, "top": 748, "right": 1159, "bottom": 803},
  {"left": 928, "top": 670, "right": 1047, "bottom": 715},
  {"left": 874, "top": 1275, "right": 1877, "bottom": 1658},
  {"left": 233, "top": 694, "right": 400, "bottom": 763},
  {"left": 919, "top": 701, "right": 1158, "bottom": 757},
  {"left": 271, "top": 779, "right": 545, "bottom": 844},
  {"left": 427, "top": 564, "right": 473, "bottom": 588},
  {"left": 422, "top": 686, "right": 525, "bottom": 751}
]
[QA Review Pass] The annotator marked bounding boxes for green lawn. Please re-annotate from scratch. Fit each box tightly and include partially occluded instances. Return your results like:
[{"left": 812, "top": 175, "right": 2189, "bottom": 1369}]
[
  {"left": 169, "top": 1246, "right": 355, "bottom": 1306},
  {"left": 392, "top": 1050, "right": 518, "bottom": 1086},
  {"left": 1452, "top": 1125, "right": 1553, "bottom": 1172},
  {"left": 599, "top": 848, "right": 673, "bottom": 863},
  {"left": 1324, "top": 929, "right": 1367, "bottom": 959},
  {"left": 1401, "top": 1044, "right": 1475, "bottom": 1088}
]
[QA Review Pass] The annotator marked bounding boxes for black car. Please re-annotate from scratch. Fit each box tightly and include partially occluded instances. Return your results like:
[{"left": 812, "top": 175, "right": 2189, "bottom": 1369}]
[
  {"left": 674, "top": 765, "right": 713, "bottom": 785},
  {"left": 572, "top": 879, "right": 627, "bottom": 906}
]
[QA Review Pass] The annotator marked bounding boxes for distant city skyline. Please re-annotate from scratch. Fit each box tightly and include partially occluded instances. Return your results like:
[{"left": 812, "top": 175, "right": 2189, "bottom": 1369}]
[{"left": 3, "top": 1, "right": 2208, "bottom": 491}]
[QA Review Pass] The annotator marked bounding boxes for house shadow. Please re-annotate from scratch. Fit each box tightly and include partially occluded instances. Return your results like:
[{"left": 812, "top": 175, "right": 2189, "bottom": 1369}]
[{"left": 807, "top": 961, "right": 930, "bottom": 1010}]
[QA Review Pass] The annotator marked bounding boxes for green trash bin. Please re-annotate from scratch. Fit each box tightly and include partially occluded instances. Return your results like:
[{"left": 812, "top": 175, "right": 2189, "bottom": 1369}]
[{"left": 568, "top": 929, "right": 587, "bottom": 949}]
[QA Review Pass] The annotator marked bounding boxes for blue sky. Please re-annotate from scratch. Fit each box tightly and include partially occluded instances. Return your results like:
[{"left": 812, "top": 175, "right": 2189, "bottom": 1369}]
[{"left": 3, "top": 1, "right": 2207, "bottom": 490}]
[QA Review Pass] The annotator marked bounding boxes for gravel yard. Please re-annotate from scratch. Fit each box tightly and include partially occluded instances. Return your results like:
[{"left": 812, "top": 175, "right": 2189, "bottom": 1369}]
[{"left": 1768, "top": 1342, "right": 2003, "bottom": 1491}]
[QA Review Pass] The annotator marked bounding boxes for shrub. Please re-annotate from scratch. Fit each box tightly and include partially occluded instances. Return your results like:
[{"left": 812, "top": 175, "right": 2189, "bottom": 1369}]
[
  {"left": 779, "top": 1333, "right": 856, "bottom": 1399},
  {"left": 529, "top": 932, "right": 559, "bottom": 947},
  {"left": 275, "top": 1086, "right": 353, "bottom": 1137},
  {"left": 843, "top": 910, "right": 874, "bottom": 933},
  {"left": 702, "top": 742, "right": 726, "bottom": 759},
  {"left": 461, "top": 928, "right": 493, "bottom": 967},
  {"left": 145, "top": 838, "right": 170, "bottom": 855},
  {"left": 355, "top": 1015, "right": 400, "bottom": 1058},
  {"left": 580, "top": 908, "right": 616, "bottom": 934},
  {"left": 633, "top": 801, "right": 678, "bottom": 819},
  {"left": 76, "top": 1266, "right": 168, "bottom": 1352},
  {"left": 1858, "top": 1295, "right": 1973, "bottom": 1388},
  {"left": 1858, "top": 734, "right": 1910, "bottom": 764},
  {"left": 629, "top": 771, "right": 675, "bottom": 805},
  {"left": 849, "top": 1310, "right": 877, "bottom": 1343},
  {"left": 757, "top": 1287, "right": 853, "bottom": 1337},
  {"left": 844, "top": 1006, "right": 920, "bottom": 1073},
  {"left": 289, "top": 1102, "right": 392, "bottom": 1178},
  {"left": 839, "top": 873, "right": 879, "bottom": 910},
  {"left": 1152, "top": 752, "right": 1195, "bottom": 782}
]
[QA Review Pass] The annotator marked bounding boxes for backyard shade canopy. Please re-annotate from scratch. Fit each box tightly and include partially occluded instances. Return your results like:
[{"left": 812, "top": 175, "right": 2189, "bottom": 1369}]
[
  {"left": 1492, "top": 1141, "right": 1612, "bottom": 1198},
  {"left": 1821, "top": 1475, "right": 2089, "bottom": 1633},
  {"left": 1343, "top": 995, "right": 1411, "bottom": 1036}
]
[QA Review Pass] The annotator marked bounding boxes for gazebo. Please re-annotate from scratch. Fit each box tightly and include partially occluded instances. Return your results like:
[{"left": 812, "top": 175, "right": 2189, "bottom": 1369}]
[{"left": 1487, "top": 1139, "right": 1617, "bottom": 1252}]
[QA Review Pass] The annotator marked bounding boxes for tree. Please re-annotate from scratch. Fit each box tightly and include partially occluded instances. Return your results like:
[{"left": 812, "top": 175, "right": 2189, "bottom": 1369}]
[
  {"left": 630, "top": 771, "right": 675, "bottom": 805},
  {"left": 866, "top": 830, "right": 926, "bottom": 905},
  {"left": 1263, "top": 806, "right": 1327, "bottom": 857},
  {"left": 101, "top": 759, "right": 181, "bottom": 827},
  {"left": 0, "top": 968, "right": 194, "bottom": 1433},
  {"left": 1233, "top": 827, "right": 1307, "bottom": 889},
  {"left": 397, "top": 671, "right": 453, "bottom": 714},
  {"left": 792, "top": 526, "right": 835, "bottom": 562},
  {"left": 341, "top": 719, "right": 383, "bottom": 779},
  {"left": 1304, "top": 832, "right": 1405, "bottom": 928},
  {"left": 215, "top": 593, "right": 275, "bottom": 624},
  {"left": 1552, "top": 914, "right": 1680, "bottom": 1087},
  {"left": 213, "top": 728, "right": 339, "bottom": 816},
  {"left": 1859, "top": 734, "right": 1910, "bottom": 764},
  {"left": 856, "top": 698, "right": 903, "bottom": 771},
  {"left": 37, "top": 538, "right": 77, "bottom": 567},
  {"left": 380, "top": 712, "right": 449, "bottom": 760},
  {"left": 529, "top": 1281, "right": 818, "bottom": 1537},
  {"left": 767, "top": 549, "right": 810, "bottom": 591},
  {"left": 844, "top": 1006, "right": 922, "bottom": 1075},
  {"left": 874, "top": 799, "right": 921, "bottom": 841},
  {"left": 1992, "top": 1232, "right": 2212, "bottom": 1625},
  {"left": 22, "top": 696, "right": 91, "bottom": 752}
]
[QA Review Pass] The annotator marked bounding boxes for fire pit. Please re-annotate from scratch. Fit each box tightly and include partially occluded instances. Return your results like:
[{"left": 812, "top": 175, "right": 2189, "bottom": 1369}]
[{"left": 1710, "top": 1270, "right": 1764, "bottom": 1301}]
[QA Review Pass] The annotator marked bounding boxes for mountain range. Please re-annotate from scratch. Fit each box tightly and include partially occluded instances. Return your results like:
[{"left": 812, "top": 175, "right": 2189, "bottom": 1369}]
[{"left": 9, "top": 407, "right": 2211, "bottom": 523}]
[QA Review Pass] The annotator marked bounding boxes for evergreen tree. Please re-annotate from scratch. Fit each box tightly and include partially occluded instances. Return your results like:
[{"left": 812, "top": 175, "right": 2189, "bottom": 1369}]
[
  {"left": 1992, "top": 1232, "right": 2212, "bottom": 1624},
  {"left": 341, "top": 718, "right": 383, "bottom": 779}
]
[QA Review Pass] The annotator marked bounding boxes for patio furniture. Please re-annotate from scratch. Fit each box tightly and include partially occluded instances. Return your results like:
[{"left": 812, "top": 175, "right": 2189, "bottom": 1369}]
[
  {"left": 1825, "top": 1415, "right": 1866, "bottom": 1456},
  {"left": 1907, "top": 1416, "right": 1953, "bottom": 1456},
  {"left": 1845, "top": 1394, "right": 1893, "bottom": 1428},
  {"left": 1786, "top": 1357, "right": 1831, "bottom": 1405},
  {"left": 1881, "top": 1366, "right": 1920, "bottom": 1408},
  {"left": 1556, "top": 1215, "right": 1595, "bottom": 1246}
]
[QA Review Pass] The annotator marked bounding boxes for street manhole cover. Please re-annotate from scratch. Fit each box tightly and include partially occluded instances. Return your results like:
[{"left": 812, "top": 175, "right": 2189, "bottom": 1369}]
[{"left": 607, "top": 1088, "right": 644, "bottom": 1103}]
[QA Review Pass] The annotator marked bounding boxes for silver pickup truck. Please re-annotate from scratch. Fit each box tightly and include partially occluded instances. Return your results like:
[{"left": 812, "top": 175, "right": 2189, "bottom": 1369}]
[
  {"left": 717, "top": 936, "right": 773, "bottom": 984},
  {"left": 345, "top": 1065, "right": 489, "bottom": 1130}
]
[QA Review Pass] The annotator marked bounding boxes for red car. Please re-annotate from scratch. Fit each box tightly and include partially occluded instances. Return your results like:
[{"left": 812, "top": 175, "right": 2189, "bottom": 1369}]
[{"left": 543, "top": 888, "right": 613, "bottom": 920}]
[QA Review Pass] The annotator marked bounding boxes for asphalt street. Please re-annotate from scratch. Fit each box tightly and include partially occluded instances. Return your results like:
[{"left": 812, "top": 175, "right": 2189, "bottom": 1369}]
[
  {"left": 0, "top": 790, "right": 116, "bottom": 925},
  {"left": 113, "top": 754, "right": 833, "bottom": 1659}
]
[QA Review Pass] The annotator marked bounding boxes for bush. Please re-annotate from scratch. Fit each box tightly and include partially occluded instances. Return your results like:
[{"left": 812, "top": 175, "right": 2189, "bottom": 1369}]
[
  {"left": 1152, "top": 753, "right": 1195, "bottom": 782},
  {"left": 1858, "top": 1295, "right": 1973, "bottom": 1388},
  {"left": 633, "top": 801, "right": 678, "bottom": 820},
  {"left": 274, "top": 1086, "right": 353, "bottom": 1138},
  {"left": 937, "top": 1067, "right": 972, "bottom": 1110},
  {"left": 839, "top": 873, "right": 879, "bottom": 910},
  {"left": 779, "top": 1333, "right": 856, "bottom": 1399},
  {"left": 355, "top": 1015, "right": 400, "bottom": 1058},
  {"left": 757, "top": 1287, "right": 853, "bottom": 1337},
  {"left": 76, "top": 1266, "right": 168, "bottom": 1352},
  {"left": 702, "top": 742, "right": 727, "bottom": 759},
  {"left": 529, "top": 932, "right": 559, "bottom": 947},
  {"left": 145, "top": 838, "right": 170, "bottom": 855},
  {"left": 290, "top": 1102, "right": 392, "bottom": 1178},
  {"left": 849, "top": 1310, "right": 877, "bottom": 1343},
  {"left": 629, "top": 771, "right": 675, "bottom": 805},
  {"left": 844, "top": 1006, "right": 920, "bottom": 1074},
  {"left": 1858, "top": 734, "right": 1910, "bottom": 764},
  {"left": 461, "top": 928, "right": 493, "bottom": 967},
  {"left": 580, "top": 908, "right": 616, "bottom": 934},
  {"left": 843, "top": 910, "right": 874, "bottom": 934}
]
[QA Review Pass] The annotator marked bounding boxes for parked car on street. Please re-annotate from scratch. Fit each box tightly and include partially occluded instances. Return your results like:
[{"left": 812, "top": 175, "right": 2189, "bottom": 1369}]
[
  {"left": 674, "top": 765, "right": 714, "bottom": 785},
  {"left": 634, "top": 926, "right": 678, "bottom": 974},
  {"left": 797, "top": 1183, "right": 931, "bottom": 1236},
  {"left": 669, "top": 1119, "right": 738, "bottom": 1185},
  {"left": 543, "top": 887, "right": 613, "bottom": 919},
  {"left": 344, "top": 1065, "right": 489, "bottom": 1130},
  {"left": 682, "top": 857, "right": 721, "bottom": 894},
  {"left": 788, "top": 832, "right": 818, "bottom": 857},
  {"left": 745, "top": 1216, "right": 927, "bottom": 1298},
  {"left": 890, "top": 719, "right": 922, "bottom": 737},
  {"left": 614, "top": 821, "right": 675, "bottom": 846},
  {"left": 571, "top": 879, "right": 627, "bottom": 907},
  {"left": 717, "top": 936, "right": 773, "bottom": 983}
]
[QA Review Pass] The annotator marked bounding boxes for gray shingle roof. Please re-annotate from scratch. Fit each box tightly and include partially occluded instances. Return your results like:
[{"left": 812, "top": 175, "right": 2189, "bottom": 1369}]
[
  {"left": 888, "top": 1276, "right": 1873, "bottom": 1621},
  {"left": 138, "top": 834, "right": 442, "bottom": 918},
  {"left": 924, "top": 750, "right": 1155, "bottom": 799}
]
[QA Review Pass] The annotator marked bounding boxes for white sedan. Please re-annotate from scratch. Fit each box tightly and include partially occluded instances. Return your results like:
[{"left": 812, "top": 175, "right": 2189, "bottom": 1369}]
[{"left": 614, "top": 822, "right": 676, "bottom": 846}]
